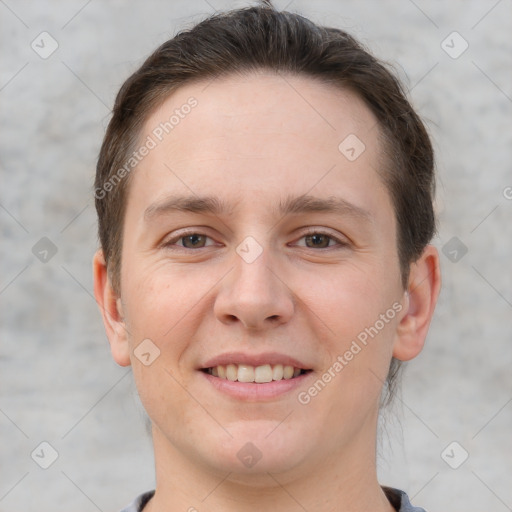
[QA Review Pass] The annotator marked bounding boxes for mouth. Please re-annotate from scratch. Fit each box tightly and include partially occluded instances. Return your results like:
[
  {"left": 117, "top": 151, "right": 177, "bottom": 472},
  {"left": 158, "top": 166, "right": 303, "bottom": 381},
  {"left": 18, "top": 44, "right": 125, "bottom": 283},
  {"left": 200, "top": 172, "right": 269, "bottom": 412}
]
[{"left": 201, "top": 364, "right": 312, "bottom": 383}]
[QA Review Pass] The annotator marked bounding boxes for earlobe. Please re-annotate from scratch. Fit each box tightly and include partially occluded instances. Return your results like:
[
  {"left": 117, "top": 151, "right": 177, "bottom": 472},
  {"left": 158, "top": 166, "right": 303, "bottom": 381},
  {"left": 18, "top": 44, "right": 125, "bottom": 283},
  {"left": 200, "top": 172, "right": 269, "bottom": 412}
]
[
  {"left": 92, "top": 249, "right": 131, "bottom": 367},
  {"left": 393, "top": 245, "right": 441, "bottom": 361}
]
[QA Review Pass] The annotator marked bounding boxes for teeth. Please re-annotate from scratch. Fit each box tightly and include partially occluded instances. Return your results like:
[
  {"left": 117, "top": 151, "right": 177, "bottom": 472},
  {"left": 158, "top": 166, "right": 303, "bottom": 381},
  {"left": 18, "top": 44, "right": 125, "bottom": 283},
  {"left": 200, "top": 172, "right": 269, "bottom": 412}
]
[
  {"left": 272, "top": 364, "right": 284, "bottom": 380},
  {"left": 254, "top": 364, "right": 273, "bottom": 383},
  {"left": 226, "top": 364, "right": 237, "bottom": 381},
  {"left": 237, "top": 365, "right": 254, "bottom": 382},
  {"left": 283, "top": 365, "right": 294, "bottom": 379},
  {"left": 206, "top": 363, "right": 305, "bottom": 383}
]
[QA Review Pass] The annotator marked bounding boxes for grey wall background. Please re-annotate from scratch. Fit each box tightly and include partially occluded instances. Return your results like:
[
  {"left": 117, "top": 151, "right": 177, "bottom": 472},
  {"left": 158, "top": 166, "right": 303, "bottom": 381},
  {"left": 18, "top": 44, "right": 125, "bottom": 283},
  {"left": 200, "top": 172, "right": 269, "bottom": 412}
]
[{"left": 1, "top": 0, "right": 511, "bottom": 510}]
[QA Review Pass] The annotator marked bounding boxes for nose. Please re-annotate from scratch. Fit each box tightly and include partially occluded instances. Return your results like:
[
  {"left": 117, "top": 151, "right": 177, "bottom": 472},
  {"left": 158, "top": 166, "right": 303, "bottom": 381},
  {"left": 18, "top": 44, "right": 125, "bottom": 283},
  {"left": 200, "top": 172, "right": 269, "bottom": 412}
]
[{"left": 213, "top": 246, "right": 295, "bottom": 331}]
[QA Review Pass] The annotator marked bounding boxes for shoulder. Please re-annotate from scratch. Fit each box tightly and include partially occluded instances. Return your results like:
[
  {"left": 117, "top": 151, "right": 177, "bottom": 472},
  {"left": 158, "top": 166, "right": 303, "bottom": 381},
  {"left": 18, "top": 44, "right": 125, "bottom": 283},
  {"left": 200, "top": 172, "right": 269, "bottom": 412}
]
[
  {"left": 382, "top": 486, "right": 427, "bottom": 512},
  {"left": 119, "top": 490, "right": 155, "bottom": 512},
  {"left": 121, "top": 488, "right": 424, "bottom": 512}
]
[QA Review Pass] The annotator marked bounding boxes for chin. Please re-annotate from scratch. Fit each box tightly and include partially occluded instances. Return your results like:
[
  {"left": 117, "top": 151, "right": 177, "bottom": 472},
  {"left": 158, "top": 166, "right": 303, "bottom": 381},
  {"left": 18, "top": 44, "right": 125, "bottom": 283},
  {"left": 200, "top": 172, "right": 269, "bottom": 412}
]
[{"left": 200, "top": 424, "right": 312, "bottom": 479}]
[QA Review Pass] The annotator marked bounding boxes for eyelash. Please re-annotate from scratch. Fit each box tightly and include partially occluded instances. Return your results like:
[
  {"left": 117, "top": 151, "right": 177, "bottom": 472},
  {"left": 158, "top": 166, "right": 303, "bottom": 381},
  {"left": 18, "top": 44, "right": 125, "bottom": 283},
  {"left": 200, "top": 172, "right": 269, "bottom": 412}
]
[
  {"left": 296, "top": 229, "right": 348, "bottom": 249},
  {"left": 163, "top": 231, "right": 215, "bottom": 249},
  {"left": 163, "top": 229, "right": 348, "bottom": 250}
]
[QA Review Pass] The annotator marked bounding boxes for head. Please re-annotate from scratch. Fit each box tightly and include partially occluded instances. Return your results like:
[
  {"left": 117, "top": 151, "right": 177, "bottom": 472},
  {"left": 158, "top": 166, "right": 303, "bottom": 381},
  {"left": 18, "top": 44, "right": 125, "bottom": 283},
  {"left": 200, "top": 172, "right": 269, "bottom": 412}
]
[{"left": 93, "top": 4, "right": 440, "bottom": 481}]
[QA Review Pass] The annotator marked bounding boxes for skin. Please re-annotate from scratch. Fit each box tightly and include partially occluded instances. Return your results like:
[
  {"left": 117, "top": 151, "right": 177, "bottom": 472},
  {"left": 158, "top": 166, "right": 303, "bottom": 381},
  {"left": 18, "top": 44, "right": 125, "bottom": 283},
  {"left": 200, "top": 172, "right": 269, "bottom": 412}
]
[{"left": 94, "top": 72, "right": 441, "bottom": 512}]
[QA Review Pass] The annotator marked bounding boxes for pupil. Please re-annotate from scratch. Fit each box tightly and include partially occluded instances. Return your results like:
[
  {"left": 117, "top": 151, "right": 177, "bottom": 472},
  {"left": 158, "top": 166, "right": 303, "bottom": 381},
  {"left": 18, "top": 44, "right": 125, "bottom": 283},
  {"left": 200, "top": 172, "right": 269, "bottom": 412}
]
[
  {"left": 184, "top": 234, "right": 204, "bottom": 248},
  {"left": 306, "top": 234, "right": 329, "bottom": 248}
]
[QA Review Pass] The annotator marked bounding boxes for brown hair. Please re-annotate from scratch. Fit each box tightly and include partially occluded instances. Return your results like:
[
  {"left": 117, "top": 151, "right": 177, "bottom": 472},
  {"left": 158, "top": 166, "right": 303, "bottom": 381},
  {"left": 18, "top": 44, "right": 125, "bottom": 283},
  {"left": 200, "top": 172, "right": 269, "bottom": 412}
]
[{"left": 95, "top": 2, "right": 436, "bottom": 403}]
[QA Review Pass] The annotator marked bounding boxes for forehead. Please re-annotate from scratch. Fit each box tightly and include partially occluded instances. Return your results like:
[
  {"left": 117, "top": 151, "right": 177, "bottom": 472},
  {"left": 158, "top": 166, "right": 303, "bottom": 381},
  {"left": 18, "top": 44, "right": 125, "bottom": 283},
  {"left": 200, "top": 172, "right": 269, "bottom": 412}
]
[
  {"left": 143, "top": 71, "right": 380, "bottom": 159},
  {"left": 129, "top": 71, "right": 390, "bottom": 217}
]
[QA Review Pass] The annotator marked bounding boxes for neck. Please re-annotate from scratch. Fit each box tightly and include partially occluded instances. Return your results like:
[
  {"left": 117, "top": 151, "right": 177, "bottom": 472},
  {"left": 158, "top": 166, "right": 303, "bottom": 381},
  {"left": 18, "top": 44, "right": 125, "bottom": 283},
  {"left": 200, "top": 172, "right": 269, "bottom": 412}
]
[{"left": 145, "top": 412, "right": 394, "bottom": 512}]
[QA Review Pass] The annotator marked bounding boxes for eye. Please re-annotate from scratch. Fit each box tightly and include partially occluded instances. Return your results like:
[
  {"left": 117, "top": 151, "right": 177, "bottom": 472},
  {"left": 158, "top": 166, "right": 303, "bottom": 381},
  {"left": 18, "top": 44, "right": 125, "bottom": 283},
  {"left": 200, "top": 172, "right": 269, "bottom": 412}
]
[
  {"left": 294, "top": 231, "right": 346, "bottom": 249},
  {"left": 304, "top": 233, "right": 332, "bottom": 248},
  {"left": 165, "top": 232, "right": 216, "bottom": 249}
]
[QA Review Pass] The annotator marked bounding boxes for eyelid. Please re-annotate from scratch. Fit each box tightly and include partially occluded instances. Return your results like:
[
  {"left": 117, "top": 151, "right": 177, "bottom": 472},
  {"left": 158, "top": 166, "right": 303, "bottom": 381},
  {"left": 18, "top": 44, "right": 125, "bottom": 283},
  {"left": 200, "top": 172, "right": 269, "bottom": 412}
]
[
  {"left": 292, "top": 228, "right": 350, "bottom": 248},
  {"left": 161, "top": 227, "right": 349, "bottom": 250},
  {"left": 162, "top": 228, "right": 220, "bottom": 249}
]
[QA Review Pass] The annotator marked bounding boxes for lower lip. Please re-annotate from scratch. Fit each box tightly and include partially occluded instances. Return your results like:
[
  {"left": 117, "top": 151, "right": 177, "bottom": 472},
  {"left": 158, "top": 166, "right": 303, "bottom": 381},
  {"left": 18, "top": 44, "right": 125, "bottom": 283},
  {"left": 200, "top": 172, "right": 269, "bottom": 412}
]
[{"left": 200, "top": 371, "right": 312, "bottom": 401}]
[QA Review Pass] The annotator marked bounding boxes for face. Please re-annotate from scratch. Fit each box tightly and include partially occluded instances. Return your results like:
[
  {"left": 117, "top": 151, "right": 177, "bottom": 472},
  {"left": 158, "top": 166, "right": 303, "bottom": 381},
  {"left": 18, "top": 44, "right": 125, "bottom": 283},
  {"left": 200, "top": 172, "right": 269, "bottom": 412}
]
[{"left": 100, "top": 72, "right": 416, "bottom": 482}]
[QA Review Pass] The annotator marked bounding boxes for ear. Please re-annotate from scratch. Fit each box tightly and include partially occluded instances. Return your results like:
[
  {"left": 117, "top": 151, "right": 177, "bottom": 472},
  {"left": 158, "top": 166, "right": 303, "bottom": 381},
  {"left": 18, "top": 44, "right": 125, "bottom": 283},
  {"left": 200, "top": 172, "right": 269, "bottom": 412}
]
[
  {"left": 93, "top": 249, "right": 131, "bottom": 367},
  {"left": 393, "top": 244, "right": 441, "bottom": 361}
]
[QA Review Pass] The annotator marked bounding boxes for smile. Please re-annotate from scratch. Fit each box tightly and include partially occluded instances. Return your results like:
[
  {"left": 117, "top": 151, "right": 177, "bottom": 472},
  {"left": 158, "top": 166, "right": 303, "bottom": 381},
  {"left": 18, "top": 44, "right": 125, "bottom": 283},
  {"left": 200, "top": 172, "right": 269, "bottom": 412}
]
[{"left": 202, "top": 363, "right": 311, "bottom": 383}]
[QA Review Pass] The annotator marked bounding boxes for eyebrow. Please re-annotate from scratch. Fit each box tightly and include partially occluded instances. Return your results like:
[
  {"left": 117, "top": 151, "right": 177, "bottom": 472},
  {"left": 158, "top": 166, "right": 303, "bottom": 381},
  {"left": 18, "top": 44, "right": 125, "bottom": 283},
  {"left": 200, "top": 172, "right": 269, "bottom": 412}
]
[
  {"left": 144, "top": 194, "right": 372, "bottom": 222},
  {"left": 144, "top": 195, "right": 235, "bottom": 220},
  {"left": 277, "top": 194, "right": 372, "bottom": 222}
]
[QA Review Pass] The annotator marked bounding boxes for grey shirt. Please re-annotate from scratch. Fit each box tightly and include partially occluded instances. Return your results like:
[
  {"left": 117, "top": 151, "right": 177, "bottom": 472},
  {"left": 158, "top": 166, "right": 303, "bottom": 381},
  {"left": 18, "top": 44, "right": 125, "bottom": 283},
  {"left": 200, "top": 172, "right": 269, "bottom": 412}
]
[{"left": 120, "top": 487, "right": 426, "bottom": 511}]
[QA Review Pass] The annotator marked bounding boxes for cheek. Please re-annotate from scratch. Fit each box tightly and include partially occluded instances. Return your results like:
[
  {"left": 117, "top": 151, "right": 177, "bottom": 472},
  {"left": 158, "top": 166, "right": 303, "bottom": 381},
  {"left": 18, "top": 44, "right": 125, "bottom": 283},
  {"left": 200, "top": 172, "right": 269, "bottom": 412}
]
[
  {"left": 122, "top": 256, "right": 207, "bottom": 332},
  {"left": 294, "top": 260, "right": 400, "bottom": 397},
  {"left": 120, "top": 260, "right": 220, "bottom": 381},
  {"left": 298, "top": 257, "right": 400, "bottom": 337},
  {"left": 121, "top": 267, "right": 211, "bottom": 424}
]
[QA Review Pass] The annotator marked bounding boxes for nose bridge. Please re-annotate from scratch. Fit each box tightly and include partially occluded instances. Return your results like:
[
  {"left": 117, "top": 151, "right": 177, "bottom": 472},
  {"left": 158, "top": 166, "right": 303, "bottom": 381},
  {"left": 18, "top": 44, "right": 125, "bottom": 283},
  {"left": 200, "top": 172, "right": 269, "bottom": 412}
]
[
  {"left": 214, "top": 238, "right": 294, "bottom": 329},
  {"left": 235, "top": 243, "right": 275, "bottom": 295}
]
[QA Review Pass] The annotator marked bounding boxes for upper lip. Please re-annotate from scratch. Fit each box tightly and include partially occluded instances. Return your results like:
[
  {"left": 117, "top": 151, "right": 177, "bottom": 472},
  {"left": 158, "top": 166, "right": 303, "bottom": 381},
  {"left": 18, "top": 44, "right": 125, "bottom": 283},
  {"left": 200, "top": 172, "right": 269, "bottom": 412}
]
[{"left": 200, "top": 352, "right": 311, "bottom": 370}]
